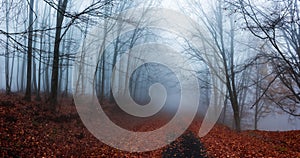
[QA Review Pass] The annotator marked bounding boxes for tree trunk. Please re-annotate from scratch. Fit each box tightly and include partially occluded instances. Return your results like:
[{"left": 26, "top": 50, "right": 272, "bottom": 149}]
[
  {"left": 36, "top": 38, "right": 42, "bottom": 101},
  {"left": 109, "top": 36, "right": 119, "bottom": 103},
  {"left": 5, "top": 0, "right": 11, "bottom": 95},
  {"left": 64, "top": 31, "right": 71, "bottom": 96},
  {"left": 59, "top": 38, "right": 65, "bottom": 95},
  {"left": 9, "top": 47, "right": 15, "bottom": 93},
  {"left": 16, "top": 49, "right": 20, "bottom": 91},
  {"left": 21, "top": 51, "right": 26, "bottom": 92},
  {"left": 64, "top": 54, "right": 69, "bottom": 96},
  {"left": 36, "top": 3, "right": 48, "bottom": 101},
  {"left": 100, "top": 51, "right": 106, "bottom": 102},
  {"left": 50, "top": 0, "right": 68, "bottom": 105},
  {"left": 24, "top": 0, "right": 34, "bottom": 101}
]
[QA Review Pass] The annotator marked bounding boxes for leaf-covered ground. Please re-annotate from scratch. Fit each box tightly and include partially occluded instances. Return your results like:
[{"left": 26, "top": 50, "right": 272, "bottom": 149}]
[{"left": 1, "top": 93, "right": 300, "bottom": 157}]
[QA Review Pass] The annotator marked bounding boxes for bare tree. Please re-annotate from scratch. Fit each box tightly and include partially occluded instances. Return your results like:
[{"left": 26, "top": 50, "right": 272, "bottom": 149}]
[
  {"left": 228, "top": 0, "right": 300, "bottom": 116},
  {"left": 183, "top": 0, "right": 256, "bottom": 131}
]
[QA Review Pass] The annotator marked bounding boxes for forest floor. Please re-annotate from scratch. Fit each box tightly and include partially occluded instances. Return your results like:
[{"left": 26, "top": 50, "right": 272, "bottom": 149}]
[{"left": 1, "top": 93, "right": 300, "bottom": 157}]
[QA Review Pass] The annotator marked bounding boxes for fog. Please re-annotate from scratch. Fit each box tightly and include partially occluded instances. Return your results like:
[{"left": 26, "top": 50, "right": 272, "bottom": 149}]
[{"left": 0, "top": 0, "right": 299, "bottom": 132}]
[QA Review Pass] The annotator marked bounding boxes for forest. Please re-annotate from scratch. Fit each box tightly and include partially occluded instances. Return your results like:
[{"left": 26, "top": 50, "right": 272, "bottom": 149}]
[{"left": 0, "top": 0, "right": 300, "bottom": 157}]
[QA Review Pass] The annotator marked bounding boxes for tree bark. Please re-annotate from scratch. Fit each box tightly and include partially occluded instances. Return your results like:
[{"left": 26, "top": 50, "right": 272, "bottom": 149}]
[
  {"left": 24, "top": 0, "right": 34, "bottom": 101},
  {"left": 5, "top": 0, "right": 11, "bottom": 95},
  {"left": 50, "top": 0, "right": 68, "bottom": 105}
]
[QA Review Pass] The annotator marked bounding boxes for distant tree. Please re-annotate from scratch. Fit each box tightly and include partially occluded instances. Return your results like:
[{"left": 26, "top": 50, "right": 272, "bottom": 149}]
[
  {"left": 36, "top": 3, "right": 49, "bottom": 101},
  {"left": 251, "top": 56, "right": 273, "bottom": 130},
  {"left": 44, "top": 4, "right": 52, "bottom": 94}
]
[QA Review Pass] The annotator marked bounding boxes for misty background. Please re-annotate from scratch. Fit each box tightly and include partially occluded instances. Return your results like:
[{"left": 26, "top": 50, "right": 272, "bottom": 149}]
[{"left": 0, "top": 0, "right": 300, "bottom": 131}]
